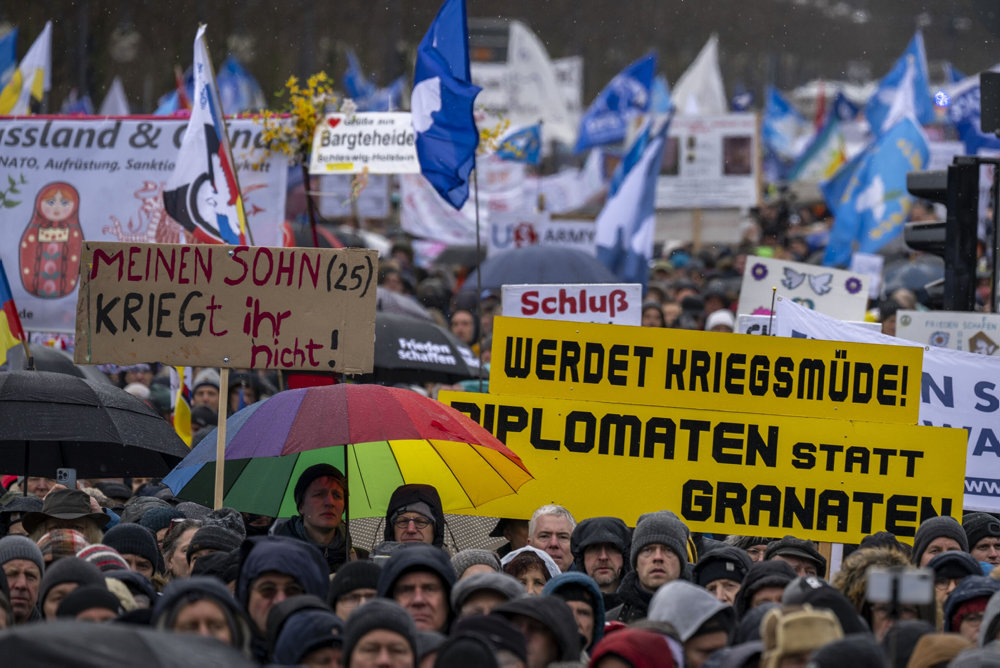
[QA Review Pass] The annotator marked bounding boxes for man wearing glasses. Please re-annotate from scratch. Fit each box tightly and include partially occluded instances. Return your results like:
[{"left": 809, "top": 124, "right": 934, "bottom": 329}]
[{"left": 382, "top": 484, "right": 446, "bottom": 548}]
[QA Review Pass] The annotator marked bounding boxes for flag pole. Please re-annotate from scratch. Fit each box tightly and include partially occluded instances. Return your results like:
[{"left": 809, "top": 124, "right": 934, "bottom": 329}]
[
  {"left": 214, "top": 366, "right": 230, "bottom": 509},
  {"left": 473, "top": 165, "right": 484, "bottom": 393}
]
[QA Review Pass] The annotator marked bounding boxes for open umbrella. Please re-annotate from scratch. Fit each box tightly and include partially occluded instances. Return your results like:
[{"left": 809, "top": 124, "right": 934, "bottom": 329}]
[
  {"left": 0, "top": 370, "right": 189, "bottom": 478},
  {"left": 460, "top": 245, "right": 619, "bottom": 294},
  {"left": 163, "top": 383, "right": 532, "bottom": 518},
  {"left": 4, "top": 345, "right": 111, "bottom": 384},
  {"left": 371, "top": 312, "right": 482, "bottom": 383},
  {"left": 376, "top": 287, "right": 434, "bottom": 321},
  {"left": 0, "top": 620, "right": 255, "bottom": 668}
]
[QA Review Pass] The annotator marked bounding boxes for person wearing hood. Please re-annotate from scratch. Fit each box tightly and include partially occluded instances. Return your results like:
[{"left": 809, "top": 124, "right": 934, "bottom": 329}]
[
  {"left": 152, "top": 576, "right": 253, "bottom": 657},
  {"left": 927, "top": 551, "right": 982, "bottom": 608},
  {"left": 943, "top": 575, "right": 1000, "bottom": 642},
  {"left": 273, "top": 463, "right": 355, "bottom": 573},
  {"left": 758, "top": 605, "right": 844, "bottom": 668},
  {"left": 542, "top": 571, "right": 605, "bottom": 653},
  {"left": 570, "top": 516, "right": 630, "bottom": 604},
  {"left": 382, "top": 484, "right": 445, "bottom": 547},
  {"left": 589, "top": 627, "right": 682, "bottom": 668},
  {"left": 781, "top": 575, "right": 870, "bottom": 635},
  {"left": 266, "top": 594, "right": 344, "bottom": 667},
  {"left": 694, "top": 546, "right": 752, "bottom": 605},
  {"left": 451, "top": 571, "right": 524, "bottom": 618},
  {"left": 606, "top": 511, "right": 689, "bottom": 623},
  {"left": 979, "top": 588, "right": 1000, "bottom": 647},
  {"left": 234, "top": 536, "right": 329, "bottom": 661},
  {"left": 492, "top": 595, "right": 581, "bottom": 668},
  {"left": 376, "top": 542, "right": 456, "bottom": 633},
  {"left": 649, "top": 580, "right": 736, "bottom": 668},
  {"left": 732, "top": 559, "right": 796, "bottom": 619},
  {"left": 501, "top": 546, "right": 561, "bottom": 595}
]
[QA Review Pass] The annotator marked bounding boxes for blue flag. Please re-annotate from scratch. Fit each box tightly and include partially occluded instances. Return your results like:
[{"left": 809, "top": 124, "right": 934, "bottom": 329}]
[
  {"left": 575, "top": 53, "right": 656, "bottom": 153},
  {"left": 762, "top": 86, "right": 808, "bottom": 161},
  {"left": 946, "top": 74, "right": 1000, "bottom": 154},
  {"left": 344, "top": 49, "right": 376, "bottom": 100},
  {"left": 649, "top": 74, "right": 672, "bottom": 113},
  {"left": 944, "top": 62, "right": 965, "bottom": 84},
  {"left": 495, "top": 124, "right": 542, "bottom": 164},
  {"left": 0, "top": 29, "right": 16, "bottom": 88},
  {"left": 356, "top": 76, "right": 406, "bottom": 112},
  {"left": 217, "top": 56, "right": 265, "bottom": 113},
  {"left": 595, "top": 116, "right": 671, "bottom": 286},
  {"left": 865, "top": 32, "right": 934, "bottom": 133},
  {"left": 411, "top": 0, "right": 481, "bottom": 210},
  {"left": 821, "top": 118, "right": 929, "bottom": 266},
  {"left": 832, "top": 91, "right": 859, "bottom": 121}
]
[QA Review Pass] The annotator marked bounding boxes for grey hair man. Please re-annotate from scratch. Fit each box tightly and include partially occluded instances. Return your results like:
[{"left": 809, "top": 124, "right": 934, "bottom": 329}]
[{"left": 528, "top": 505, "right": 576, "bottom": 573}]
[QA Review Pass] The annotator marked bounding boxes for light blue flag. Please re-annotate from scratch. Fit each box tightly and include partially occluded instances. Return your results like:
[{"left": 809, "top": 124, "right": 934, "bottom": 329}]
[
  {"left": 649, "top": 74, "right": 672, "bottom": 113},
  {"left": 356, "top": 75, "right": 405, "bottom": 111},
  {"left": 946, "top": 74, "right": 1000, "bottom": 154},
  {"left": 495, "top": 124, "right": 542, "bottom": 164},
  {"left": 944, "top": 62, "right": 965, "bottom": 84},
  {"left": 0, "top": 28, "right": 16, "bottom": 88},
  {"left": 595, "top": 116, "right": 671, "bottom": 286},
  {"left": 762, "top": 86, "right": 808, "bottom": 161},
  {"left": 344, "top": 48, "right": 376, "bottom": 100},
  {"left": 575, "top": 53, "right": 656, "bottom": 153},
  {"left": 865, "top": 31, "right": 935, "bottom": 133},
  {"left": 411, "top": 0, "right": 481, "bottom": 210},
  {"left": 217, "top": 56, "right": 265, "bottom": 113},
  {"left": 832, "top": 91, "right": 859, "bottom": 121},
  {"left": 821, "top": 118, "right": 929, "bottom": 266}
]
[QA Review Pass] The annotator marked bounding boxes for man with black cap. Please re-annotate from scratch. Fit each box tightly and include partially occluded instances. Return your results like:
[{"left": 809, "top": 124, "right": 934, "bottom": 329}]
[
  {"left": 764, "top": 535, "right": 827, "bottom": 578},
  {"left": 273, "top": 463, "right": 354, "bottom": 573},
  {"left": 329, "top": 560, "right": 381, "bottom": 620},
  {"left": 382, "top": 484, "right": 445, "bottom": 548},
  {"left": 570, "top": 516, "right": 630, "bottom": 601},
  {"left": 606, "top": 511, "right": 689, "bottom": 623},
  {"left": 492, "top": 596, "right": 582, "bottom": 668},
  {"left": 964, "top": 512, "right": 1000, "bottom": 566},
  {"left": 343, "top": 598, "right": 417, "bottom": 668},
  {"left": 377, "top": 542, "right": 456, "bottom": 633},
  {"left": 693, "top": 546, "right": 751, "bottom": 605}
]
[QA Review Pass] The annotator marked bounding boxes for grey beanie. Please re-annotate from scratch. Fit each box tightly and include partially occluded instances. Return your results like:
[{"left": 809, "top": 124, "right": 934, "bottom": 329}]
[
  {"left": 0, "top": 535, "right": 44, "bottom": 573},
  {"left": 912, "top": 516, "right": 969, "bottom": 565},
  {"left": 629, "top": 511, "right": 690, "bottom": 570},
  {"left": 450, "top": 549, "right": 501, "bottom": 578},
  {"left": 450, "top": 571, "right": 525, "bottom": 611},
  {"left": 343, "top": 599, "right": 417, "bottom": 663}
]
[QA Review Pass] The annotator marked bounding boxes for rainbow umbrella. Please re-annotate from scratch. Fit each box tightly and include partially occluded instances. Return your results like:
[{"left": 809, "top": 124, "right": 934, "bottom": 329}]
[{"left": 162, "top": 384, "right": 532, "bottom": 518}]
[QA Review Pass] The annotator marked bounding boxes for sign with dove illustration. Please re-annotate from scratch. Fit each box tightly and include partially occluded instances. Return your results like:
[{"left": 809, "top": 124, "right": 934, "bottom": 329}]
[{"left": 738, "top": 255, "right": 869, "bottom": 321}]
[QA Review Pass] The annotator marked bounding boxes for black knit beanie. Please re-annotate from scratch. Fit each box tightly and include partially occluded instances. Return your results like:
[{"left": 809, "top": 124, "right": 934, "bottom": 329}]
[
  {"left": 343, "top": 599, "right": 417, "bottom": 663},
  {"left": 328, "top": 560, "right": 381, "bottom": 607},
  {"left": 103, "top": 523, "right": 164, "bottom": 574},
  {"left": 963, "top": 512, "right": 1000, "bottom": 552},
  {"left": 55, "top": 584, "right": 122, "bottom": 618},
  {"left": 186, "top": 525, "right": 243, "bottom": 563},
  {"left": 912, "top": 516, "right": 969, "bottom": 565}
]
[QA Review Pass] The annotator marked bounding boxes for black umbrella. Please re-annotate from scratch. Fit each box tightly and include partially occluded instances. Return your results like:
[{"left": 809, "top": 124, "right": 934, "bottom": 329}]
[
  {"left": 0, "top": 370, "right": 189, "bottom": 478},
  {"left": 460, "top": 245, "right": 619, "bottom": 294},
  {"left": 433, "top": 244, "right": 486, "bottom": 269},
  {"left": 376, "top": 286, "right": 434, "bottom": 321},
  {"left": 0, "top": 620, "right": 255, "bottom": 668},
  {"left": 4, "top": 345, "right": 111, "bottom": 384},
  {"left": 369, "top": 312, "right": 483, "bottom": 384}
]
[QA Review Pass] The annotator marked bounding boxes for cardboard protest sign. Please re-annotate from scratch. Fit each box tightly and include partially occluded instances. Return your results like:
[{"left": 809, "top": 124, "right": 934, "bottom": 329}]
[
  {"left": 502, "top": 284, "right": 642, "bottom": 326},
  {"left": 75, "top": 242, "right": 376, "bottom": 372},
  {"left": 896, "top": 310, "right": 1000, "bottom": 356},
  {"left": 440, "top": 391, "right": 965, "bottom": 542},
  {"left": 0, "top": 117, "right": 287, "bottom": 333},
  {"left": 655, "top": 114, "right": 760, "bottom": 209},
  {"left": 490, "top": 316, "right": 922, "bottom": 424},
  {"left": 738, "top": 255, "right": 869, "bottom": 321},
  {"left": 774, "top": 296, "right": 1000, "bottom": 512},
  {"left": 309, "top": 113, "right": 419, "bottom": 174}
]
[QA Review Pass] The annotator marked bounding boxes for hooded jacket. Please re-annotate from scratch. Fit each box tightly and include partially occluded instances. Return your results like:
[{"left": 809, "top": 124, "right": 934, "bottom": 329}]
[
  {"left": 943, "top": 576, "right": 1000, "bottom": 632},
  {"left": 570, "top": 517, "right": 631, "bottom": 574},
  {"left": 605, "top": 571, "right": 654, "bottom": 623},
  {"left": 272, "top": 515, "right": 352, "bottom": 574},
  {"left": 831, "top": 546, "right": 910, "bottom": 626},
  {"left": 980, "top": 590, "right": 1000, "bottom": 646},
  {"left": 781, "top": 575, "right": 870, "bottom": 635},
  {"left": 152, "top": 576, "right": 253, "bottom": 657},
  {"left": 492, "top": 595, "right": 582, "bottom": 662},
  {"left": 542, "top": 571, "right": 606, "bottom": 651},
  {"left": 732, "top": 560, "right": 796, "bottom": 619},
  {"left": 376, "top": 543, "right": 457, "bottom": 599},
  {"left": 382, "top": 484, "right": 445, "bottom": 547},
  {"left": 649, "top": 580, "right": 735, "bottom": 642}
]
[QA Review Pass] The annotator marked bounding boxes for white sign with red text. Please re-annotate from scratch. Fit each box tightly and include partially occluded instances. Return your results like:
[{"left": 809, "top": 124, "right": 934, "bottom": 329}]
[{"left": 502, "top": 283, "right": 641, "bottom": 326}]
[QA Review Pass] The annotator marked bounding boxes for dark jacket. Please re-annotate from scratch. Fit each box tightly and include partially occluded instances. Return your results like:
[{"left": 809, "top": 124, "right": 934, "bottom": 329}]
[
  {"left": 493, "top": 596, "right": 582, "bottom": 662},
  {"left": 605, "top": 571, "right": 654, "bottom": 623},
  {"left": 273, "top": 515, "right": 352, "bottom": 574},
  {"left": 944, "top": 576, "right": 1000, "bottom": 632},
  {"left": 542, "top": 571, "right": 606, "bottom": 651},
  {"left": 732, "top": 559, "right": 796, "bottom": 619},
  {"left": 152, "top": 576, "right": 252, "bottom": 657},
  {"left": 383, "top": 484, "right": 446, "bottom": 547},
  {"left": 570, "top": 516, "right": 631, "bottom": 573}
]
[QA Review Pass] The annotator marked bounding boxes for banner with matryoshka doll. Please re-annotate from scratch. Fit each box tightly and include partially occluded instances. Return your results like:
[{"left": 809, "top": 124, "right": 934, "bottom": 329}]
[{"left": 0, "top": 116, "right": 287, "bottom": 333}]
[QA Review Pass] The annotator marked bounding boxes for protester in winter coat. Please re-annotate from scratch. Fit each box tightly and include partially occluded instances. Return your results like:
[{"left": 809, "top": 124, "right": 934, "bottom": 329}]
[
  {"left": 451, "top": 571, "right": 524, "bottom": 618},
  {"left": 588, "top": 628, "right": 682, "bottom": 668},
  {"left": 911, "top": 516, "right": 968, "bottom": 567},
  {"left": 492, "top": 595, "right": 582, "bottom": 668},
  {"left": 266, "top": 594, "right": 343, "bottom": 667},
  {"left": 571, "top": 516, "right": 630, "bottom": 604},
  {"left": 501, "top": 546, "right": 560, "bottom": 595},
  {"left": 450, "top": 548, "right": 501, "bottom": 579},
  {"left": 693, "top": 546, "right": 752, "bottom": 605},
  {"left": 527, "top": 504, "right": 576, "bottom": 573},
  {"left": 376, "top": 542, "right": 456, "bottom": 633},
  {"left": 732, "top": 560, "right": 796, "bottom": 619},
  {"left": 152, "top": 576, "right": 253, "bottom": 656},
  {"left": 782, "top": 575, "right": 871, "bottom": 635},
  {"left": 764, "top": 535, "right": 827, "bottom": 578},
  {"left": 758, "top": 605, "right": 843, "bottom": 668},
  {"left": 329, "top": 560, "right": 381, "bottom": 621},
  {"left": 38, "top": 556, "right": 104, "bottom": 620},
  {"left": 927, "top": 550, "right": 982, "bottom": 607},
  {"left": 943, "top": 576, "right": 1000, "bottom": 642},
  {"left": 649, "top": 580, "right": 736, "bottom": 668},
  {"left": 543, "top": 571, "right": 606, "bottom": 652},
  {"left": 272, "top": 463, "right": 355, "bottom": 573},
  {"left": 964, "top": 512, "right": 1000, "bottom": 567},
  {"left": 833, "top": 546, "right": 918, "bottom": 639},
  {"left": 343, "top": 598, "right": 418, "bottom": 668},
  {"left": 0, "top": 535, "right": 44, "bottom": 624},
  {"left": 103, "top": 523, "right": 165, "bottom": 583},
  {"left": 382, "top": 484, "right": 446, "bottom": 547}
]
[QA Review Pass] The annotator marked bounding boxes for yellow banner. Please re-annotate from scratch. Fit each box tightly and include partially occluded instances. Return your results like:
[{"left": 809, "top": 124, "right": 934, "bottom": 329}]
[
  {"left": 440, "top": 391, "right": 965, "bottom": 544},
  {"left": 490, "top": 316, "right": 922, "bottom": 424}
]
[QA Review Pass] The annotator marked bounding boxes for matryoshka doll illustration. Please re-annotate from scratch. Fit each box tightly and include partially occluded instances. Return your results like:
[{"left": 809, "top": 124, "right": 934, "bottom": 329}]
[{"left": 19, "top": 182, "right": 84, "bottom": 298}]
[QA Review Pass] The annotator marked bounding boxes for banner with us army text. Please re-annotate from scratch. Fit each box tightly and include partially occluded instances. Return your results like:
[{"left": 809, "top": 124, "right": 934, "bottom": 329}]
[{"left": 0, "top": 117, "right": 287, "bottom": 333}]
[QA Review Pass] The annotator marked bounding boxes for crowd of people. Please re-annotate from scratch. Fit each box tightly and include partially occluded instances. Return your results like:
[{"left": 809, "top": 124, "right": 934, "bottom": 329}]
[{"left": 0, "top": 467, "right": 999, "bottom": 667}]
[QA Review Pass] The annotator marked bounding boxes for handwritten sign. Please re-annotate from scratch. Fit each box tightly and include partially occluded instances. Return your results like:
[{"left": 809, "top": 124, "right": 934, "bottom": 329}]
[{"left": 75, "top": 242, "right": 377, "bottom": 371}]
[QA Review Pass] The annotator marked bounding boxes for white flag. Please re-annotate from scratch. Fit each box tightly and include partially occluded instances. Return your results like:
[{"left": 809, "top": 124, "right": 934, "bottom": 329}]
[
  {"left": 0, "top": 21, "right": 52, "bottom": 115},
  {"left": 98, "top": 77, "right": 130, "bottom": 116},
  {"left": 507, "top": 21, "right": 576, "bottom": 145},
  {"left": 671, "top": 34, "right": 727, "bottom": 116}
]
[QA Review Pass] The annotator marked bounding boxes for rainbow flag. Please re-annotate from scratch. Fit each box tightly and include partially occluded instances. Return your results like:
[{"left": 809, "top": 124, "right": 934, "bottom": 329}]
[{"left": 0, "top": 259, "right": 26, "bottom": 366}]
